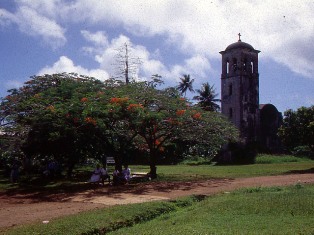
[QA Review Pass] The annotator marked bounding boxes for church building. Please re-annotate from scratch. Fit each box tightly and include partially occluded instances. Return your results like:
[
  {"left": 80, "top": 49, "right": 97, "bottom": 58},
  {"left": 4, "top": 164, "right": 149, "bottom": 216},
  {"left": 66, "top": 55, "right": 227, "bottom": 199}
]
[{"left": 220, "top": 34, "right": 282, "bottom": 152}]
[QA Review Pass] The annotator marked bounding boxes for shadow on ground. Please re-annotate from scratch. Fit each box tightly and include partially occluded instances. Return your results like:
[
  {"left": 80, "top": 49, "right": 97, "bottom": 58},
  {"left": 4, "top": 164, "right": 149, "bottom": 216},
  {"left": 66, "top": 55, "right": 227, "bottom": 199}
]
[{"left": 0, "top": 178, "right": 234, "bottom": 203}]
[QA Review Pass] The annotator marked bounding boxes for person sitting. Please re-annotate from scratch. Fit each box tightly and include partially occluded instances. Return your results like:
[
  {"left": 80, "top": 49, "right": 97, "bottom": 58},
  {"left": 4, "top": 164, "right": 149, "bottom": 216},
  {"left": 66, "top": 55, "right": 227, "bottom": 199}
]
[
  {"left": 112, "top": 165, "right": 132, "bottom": 185},
  {"left": 89, "top": 164, "right": 110, "bottom": 185},
  {"left": 112, "top": 167, "right": 123, "bottom": 185},
  {"left": 112, "top": 168, "right": 121, "bottom": 185},
  {"left": 100, "top": 167, "right": 110, "bottom": 184},
  {"left": 121, "top": 164, "right": 132, "bottom": 183}
]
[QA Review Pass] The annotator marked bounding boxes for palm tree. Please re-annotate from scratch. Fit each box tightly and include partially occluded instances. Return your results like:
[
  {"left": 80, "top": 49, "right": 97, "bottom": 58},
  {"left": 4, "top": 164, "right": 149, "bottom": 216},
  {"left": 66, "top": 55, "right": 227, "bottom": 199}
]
[
  {"left": 193, "top": 82, "right": 220, "bottom": 111},
  {"left": 177, "top": 74, "right": 195, "bottom": 97}
]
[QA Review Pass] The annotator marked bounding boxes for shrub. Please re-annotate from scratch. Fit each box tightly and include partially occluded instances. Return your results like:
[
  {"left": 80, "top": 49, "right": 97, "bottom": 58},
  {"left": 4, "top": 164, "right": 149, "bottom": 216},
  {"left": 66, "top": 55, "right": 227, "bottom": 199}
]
[
  {"left": 214, "top": 142, "right": 257, "bottom": 165},
  {"left": 292, "top": 145, "right": 314, "bottom": 159}
]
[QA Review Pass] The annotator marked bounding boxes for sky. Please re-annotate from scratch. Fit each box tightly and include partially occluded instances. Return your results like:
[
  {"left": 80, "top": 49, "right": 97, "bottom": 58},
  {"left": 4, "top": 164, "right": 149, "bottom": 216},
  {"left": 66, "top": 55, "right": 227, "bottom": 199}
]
[{"left": 0, "top": 0, "right": 313, "bottom": 113}]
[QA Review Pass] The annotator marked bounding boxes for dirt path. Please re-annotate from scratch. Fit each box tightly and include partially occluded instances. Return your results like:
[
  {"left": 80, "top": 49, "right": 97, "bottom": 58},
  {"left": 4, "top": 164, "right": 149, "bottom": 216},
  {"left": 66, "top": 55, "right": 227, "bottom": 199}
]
[{"left": 0, "top": 173, "right": 313, "bottom": 230}]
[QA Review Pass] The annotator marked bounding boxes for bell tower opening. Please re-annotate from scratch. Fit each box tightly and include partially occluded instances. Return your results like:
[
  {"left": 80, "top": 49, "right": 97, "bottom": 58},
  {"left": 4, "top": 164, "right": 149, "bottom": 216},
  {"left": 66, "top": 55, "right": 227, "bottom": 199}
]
[
  {"left": 232, "top": 58, "right": 237, "bottom": 72},
  {"left": 243, "top": 59, "right": 247, "bottom": 72},
  {"left": 229, "top": 84, "right": 232, "bottom": 96}
]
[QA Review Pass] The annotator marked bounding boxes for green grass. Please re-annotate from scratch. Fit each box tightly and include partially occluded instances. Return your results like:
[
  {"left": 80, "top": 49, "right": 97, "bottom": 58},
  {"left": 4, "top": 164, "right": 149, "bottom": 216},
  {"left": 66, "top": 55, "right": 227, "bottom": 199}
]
[
  {"left": 5, "top": 184, "right": 314, "bottom": 235},
  {"left": 3, "top": 196, "right": 204, "bottom": 235},
  {"left": 1, "top": 155, "right": 313, "bottom": 234},
  {"left": 107, "top": 184, "right": 314, "bottom": 235},
  {"left": 0, "top": 155, "right": 313, "bottom": 191},
  {"left": 151, "top": 162, "right": 314, "bottom": 181},
  {"left": 255, "top": 154, "right": 312, "bottom": 164},
  {"left": 132, "top": 154, "right": 313, "bottom": 181}
]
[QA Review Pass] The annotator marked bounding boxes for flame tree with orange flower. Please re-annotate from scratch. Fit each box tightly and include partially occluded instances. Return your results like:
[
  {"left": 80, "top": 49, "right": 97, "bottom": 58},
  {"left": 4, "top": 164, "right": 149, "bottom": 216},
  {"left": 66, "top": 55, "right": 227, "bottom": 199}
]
[
  {"left": 117, "top": 83, "right": 238, "bottom": 178},
  {"left": 0, "top": 73, "right": 108, "bottom": 177},
  {"left": 1, "top": 73, "right": 238, "bottom": 179}
]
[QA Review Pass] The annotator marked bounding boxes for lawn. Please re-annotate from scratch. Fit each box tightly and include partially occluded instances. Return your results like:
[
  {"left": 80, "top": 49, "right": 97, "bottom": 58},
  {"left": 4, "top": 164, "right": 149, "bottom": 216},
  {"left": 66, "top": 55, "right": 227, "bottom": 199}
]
[
  {"left": 106, "top": 184, "right": 314, "bottom": 235},
  {"left": 1, "top": 154, "right": 313, "bottom": 234},
  {"left": 0, "top": 154, "right": 313, "bottom": 191},
  {"left": 131, "top": 154, "right": 313, "bottom": 181},
  {"left": 6, "top": 184, "right": 314, "bottom": 235}
]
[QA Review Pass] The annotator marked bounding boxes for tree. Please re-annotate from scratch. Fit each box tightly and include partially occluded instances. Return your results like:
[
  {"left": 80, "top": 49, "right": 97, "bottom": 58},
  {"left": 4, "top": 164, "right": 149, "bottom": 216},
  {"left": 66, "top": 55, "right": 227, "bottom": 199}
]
[
  {"left": 278, "top": 106, "right": 314, "bottom": 156},
  {"left": 113, "top": 42, "right": 142, "bottom": 84},
  {"left": 1, "top": 73, "right": 239, "bottom": 179},
  {"left": 177, "top": 74, "right": 194, "bottom": 97},
  {"left": 193, "top": 82, "right": 220, "bottom": 112},
  {"left": 0, "top": 73, "right": 108, "bottom": 177},
  {"left": 119, "top": 82, "right": 238, "bottom": 178}
]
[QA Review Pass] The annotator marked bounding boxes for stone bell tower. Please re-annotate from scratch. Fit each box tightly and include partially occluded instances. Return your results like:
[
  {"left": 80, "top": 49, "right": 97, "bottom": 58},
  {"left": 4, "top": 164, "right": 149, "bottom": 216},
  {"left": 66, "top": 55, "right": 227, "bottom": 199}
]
[{"left": 220, "top": 34, "right": 260, "bottom": 143}]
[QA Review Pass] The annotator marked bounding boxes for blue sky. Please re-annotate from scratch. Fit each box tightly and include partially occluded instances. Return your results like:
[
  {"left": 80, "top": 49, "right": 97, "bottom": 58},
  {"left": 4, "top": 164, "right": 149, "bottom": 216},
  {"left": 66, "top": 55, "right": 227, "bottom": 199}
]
[{"left": 1, "top": 0, "right": 314, "bottom": 113}]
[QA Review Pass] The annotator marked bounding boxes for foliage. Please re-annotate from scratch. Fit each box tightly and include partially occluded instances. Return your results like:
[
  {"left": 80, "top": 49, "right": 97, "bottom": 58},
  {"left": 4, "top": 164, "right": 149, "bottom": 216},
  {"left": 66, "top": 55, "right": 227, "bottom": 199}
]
[
  {"left": 214, "top": 141, "right": 257, "bottom": 165},
  {"left": 0, "top": 73, "right": 108, "bottom": 176},
  {"left": 121, "top": 82, "right": 238, "bottom": 177},
  {"left": 0, "top": 131, "right": 23, "bottom": 175},
  {"left": 0, "top": 73, "right": 238, "bottom": 178},
  {"left": 193, "top": 82, "right": 220, "bottom": 112},
  {"left": 292, "top": 145, "right": 314, "bottom": 159},
  {"left": 178, "top": 155, "right": 211, "bottom": 165},
  {"left": 176, "top": 74, "right": 194, "bottom": 97},
  {"left": 278, "top": 106, "right": 314, "bottom": 155}
]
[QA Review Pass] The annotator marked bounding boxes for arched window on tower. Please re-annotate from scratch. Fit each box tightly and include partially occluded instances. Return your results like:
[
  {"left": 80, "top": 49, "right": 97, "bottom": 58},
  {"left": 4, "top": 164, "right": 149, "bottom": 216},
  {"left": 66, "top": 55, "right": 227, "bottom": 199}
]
[
  {"left": 229, "top": 84, "right": 232, "bottom": 96},
  {"left": 226, "top": 61, "right": 229, "bottom": 74},
  {"left": 233, "top": 58, "right": 237, "bottom": 72},
  {"left": 243, "top": 59, "right": 247, "bottom": 72},
  {"left": 251, "top": 61, "right": 254, "bottom": 73}
]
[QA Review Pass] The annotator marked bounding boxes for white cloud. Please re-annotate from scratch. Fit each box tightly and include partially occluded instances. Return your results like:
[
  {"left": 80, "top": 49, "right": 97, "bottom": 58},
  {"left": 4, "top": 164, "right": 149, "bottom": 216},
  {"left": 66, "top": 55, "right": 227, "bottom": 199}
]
[
  {"left": 16, "top": 6, "right": 66, "bottom": 49},
  {"left": 1, "top": 3, "right": 66, "bottom": 49},
  {"left": 16, "top": 0, "right": 61, "bottom": 17},
  {"left": 12, "top": 0, "right": 313, "bottom": 80},
  {"left": 38, "top": 56, "right": 109, "bottom": 81},
  {"left": 36, "top": 30, "right": 213, "bottom": 89},
  {"left": 81, "top": 30, "right": 109, "bottom": 47},
  {"left": 0, "top": 9, "right": 16, "bottom": 27},
  {"left": 80, "top": 32, "right": 213, "bottom": 86},
  {"left": 81, "top": 30, "right": 109, "bottom": 57},
  {"left": 94, "top": 34, "right": 132, "bottom": 76},
  {"left": 53, "top": 0, "right": 314, "bottom": 79},
  {"left": 184, "top": 56, "right": 211, "bottom": 78}
]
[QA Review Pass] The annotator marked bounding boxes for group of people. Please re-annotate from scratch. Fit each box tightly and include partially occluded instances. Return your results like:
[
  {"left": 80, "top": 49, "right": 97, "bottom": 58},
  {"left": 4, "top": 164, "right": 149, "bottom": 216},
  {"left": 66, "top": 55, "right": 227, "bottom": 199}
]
[{"left": 89, "top": 164, "right": 131, "bottom": 186}]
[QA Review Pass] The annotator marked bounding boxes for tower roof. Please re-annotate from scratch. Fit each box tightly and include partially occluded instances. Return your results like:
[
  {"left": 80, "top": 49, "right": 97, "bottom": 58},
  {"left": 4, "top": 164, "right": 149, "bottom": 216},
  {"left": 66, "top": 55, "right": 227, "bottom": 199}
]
[{"left": 225, "top": 40, "right": 255, "bottom": 51}]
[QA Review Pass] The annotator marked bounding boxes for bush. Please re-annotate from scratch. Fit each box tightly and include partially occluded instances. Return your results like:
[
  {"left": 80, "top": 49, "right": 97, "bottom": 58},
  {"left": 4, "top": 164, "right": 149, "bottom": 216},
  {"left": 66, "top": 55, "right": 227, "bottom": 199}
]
[
  {"left": 292, "top": 146, "right": 314, "bottom": 159},
  {"left": 255, "top": 154, "right": 307, "bottom": 164},
  {"left": 178, "top": 156, "right": 211, "bottom": 165},
  {"left": 214, "top": 142, "right": 257, "bottom": 165}
]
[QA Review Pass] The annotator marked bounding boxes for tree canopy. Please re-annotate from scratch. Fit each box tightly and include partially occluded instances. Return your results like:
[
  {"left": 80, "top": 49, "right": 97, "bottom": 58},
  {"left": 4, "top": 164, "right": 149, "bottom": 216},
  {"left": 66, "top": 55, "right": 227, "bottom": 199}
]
[
  {"left": 193, "top": 82, "right": 220, "bottom": 112},
  {"left": 177, "top": 74, "right": 194, "bottom": 97},
  {"left": 278, "top": 106, "right": 314, "bottom": 156},
  {"left": 0, "top": 73, "right": 239, "bottom": 178}
]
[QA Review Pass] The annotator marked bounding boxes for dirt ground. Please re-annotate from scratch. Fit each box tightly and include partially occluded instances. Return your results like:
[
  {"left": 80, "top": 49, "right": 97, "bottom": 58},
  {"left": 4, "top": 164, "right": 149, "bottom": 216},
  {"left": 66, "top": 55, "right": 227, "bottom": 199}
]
[{"left": 0, "top": 173, "right": 313, "bottom": 230}]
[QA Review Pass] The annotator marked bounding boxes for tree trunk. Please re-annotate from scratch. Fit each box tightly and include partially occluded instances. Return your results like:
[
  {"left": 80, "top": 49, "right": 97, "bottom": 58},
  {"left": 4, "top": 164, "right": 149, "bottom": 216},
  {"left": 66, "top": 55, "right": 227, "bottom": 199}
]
[
  {"left": 149, "top": 164, "right": 157, "bottom": 179},
  {"left": 149, "top": 149, "right": 158, "bottom": 179},
  {"left": 114, "top": 155, "right": 123, "bottom": 172},
  {"left": 67, "top": 162, "right": 75, "bottom": 179}
]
